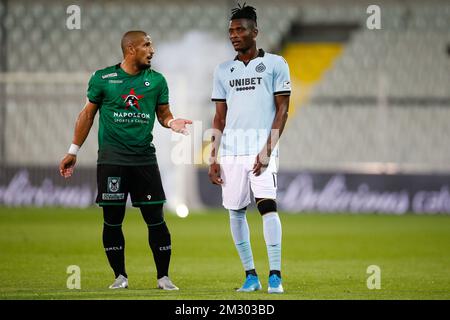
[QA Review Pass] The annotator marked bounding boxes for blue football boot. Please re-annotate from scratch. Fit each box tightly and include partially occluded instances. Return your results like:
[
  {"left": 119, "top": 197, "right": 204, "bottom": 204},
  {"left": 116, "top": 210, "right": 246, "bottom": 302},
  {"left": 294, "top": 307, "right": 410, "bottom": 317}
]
[
  {"left": 268, "top": 274, "right": 284, "bottom": 294},
  {"left": 236, "top": 274, "right": 262, "bottom": 292}
]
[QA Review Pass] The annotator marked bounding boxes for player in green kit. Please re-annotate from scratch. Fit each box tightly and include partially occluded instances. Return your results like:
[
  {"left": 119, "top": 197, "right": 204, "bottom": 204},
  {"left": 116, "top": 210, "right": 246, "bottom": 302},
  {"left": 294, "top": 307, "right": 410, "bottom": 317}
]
[{"left": 59, "top": 31, "right": 191, "bottom": 290}]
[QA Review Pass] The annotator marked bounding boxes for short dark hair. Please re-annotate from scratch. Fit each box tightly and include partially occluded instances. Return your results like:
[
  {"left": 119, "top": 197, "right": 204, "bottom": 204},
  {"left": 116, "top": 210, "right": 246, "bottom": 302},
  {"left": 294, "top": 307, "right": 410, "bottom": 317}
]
[
  {"left": 230, "top": 3, "right": 257, "bottom": 26},
  {"left": 121, "top": 30, "right": 147, "bottom": 55}
]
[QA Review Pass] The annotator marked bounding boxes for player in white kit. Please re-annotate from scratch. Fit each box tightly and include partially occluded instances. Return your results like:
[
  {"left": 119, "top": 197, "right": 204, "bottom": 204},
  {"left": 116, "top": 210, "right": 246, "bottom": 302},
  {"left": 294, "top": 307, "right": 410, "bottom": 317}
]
[{"left": 209, "top": 4, "right": 291, "bottom": 294}]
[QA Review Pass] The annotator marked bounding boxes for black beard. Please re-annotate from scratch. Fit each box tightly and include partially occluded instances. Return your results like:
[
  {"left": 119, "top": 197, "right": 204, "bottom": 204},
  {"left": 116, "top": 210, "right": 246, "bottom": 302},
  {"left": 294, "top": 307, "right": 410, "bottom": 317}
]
[
  {"left": 138, "top": 61, "right": 151, "bottom": 70},
  {"left": 236, "top": 45, "right": 252, "bottom": 54}
]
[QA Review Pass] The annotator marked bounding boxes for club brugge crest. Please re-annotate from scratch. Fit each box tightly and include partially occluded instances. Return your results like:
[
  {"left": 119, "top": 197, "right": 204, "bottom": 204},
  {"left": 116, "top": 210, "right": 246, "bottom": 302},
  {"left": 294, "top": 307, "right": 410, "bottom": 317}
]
[
  {"left": 255, "top": 62, "right": 266, "bottom": 73},
  {"left": 107, "top": 177, "right": 121, "bottom": 193}
]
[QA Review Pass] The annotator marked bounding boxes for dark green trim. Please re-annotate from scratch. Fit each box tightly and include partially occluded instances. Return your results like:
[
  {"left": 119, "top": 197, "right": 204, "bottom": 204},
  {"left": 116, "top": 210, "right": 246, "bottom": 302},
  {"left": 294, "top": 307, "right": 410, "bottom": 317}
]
[
  {"left": 132, "top": 200, "right": 166, "bottom": 207},
  {"left": 146, "top": 220, "right": 165, "bottom": 227},
  {"left": 88, "top": 98, "right": 100, "bottom": 104},
  {"left": 97, "top": 202, "right": 127, "bottom": 206},
  {"left": 104, "top": 221, "right": 122, "bottom": 227}
]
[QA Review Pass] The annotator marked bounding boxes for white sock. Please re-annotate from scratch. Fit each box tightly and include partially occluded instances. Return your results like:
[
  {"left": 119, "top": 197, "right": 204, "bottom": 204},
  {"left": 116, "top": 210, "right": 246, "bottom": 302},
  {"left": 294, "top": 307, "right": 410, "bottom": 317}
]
[
  {"left": 229, "top": 209, "right": 255, "bottom": 271},
  {"left": 263, "top": 212, "right": 282, "bottom": 272}
]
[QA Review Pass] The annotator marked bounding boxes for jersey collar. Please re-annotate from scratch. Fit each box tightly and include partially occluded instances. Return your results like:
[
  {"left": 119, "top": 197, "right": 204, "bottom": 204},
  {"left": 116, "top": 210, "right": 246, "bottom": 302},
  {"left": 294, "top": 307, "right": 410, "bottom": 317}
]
[
  {"left": 234, "top": 49, "right": 265, "bottom": 65},
  {"left": 115, "top": 63, "right": 151, "bottom": 76}
]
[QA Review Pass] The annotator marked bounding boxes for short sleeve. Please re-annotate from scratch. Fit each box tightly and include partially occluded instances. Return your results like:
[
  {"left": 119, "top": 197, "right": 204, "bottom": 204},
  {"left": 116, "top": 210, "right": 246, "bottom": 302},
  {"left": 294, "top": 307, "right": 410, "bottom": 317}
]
[
  {"left": 273, "top": 57, "right": 291, "bottom": 96},
  {"left": 157, "top": 76, "right": 169, "bottom": 105},
  {"left": 86, "top": 71, "right": 104, "bottom": 104},
  {"left": 211, "top": 66, "right": 226, "bottom": 102}
]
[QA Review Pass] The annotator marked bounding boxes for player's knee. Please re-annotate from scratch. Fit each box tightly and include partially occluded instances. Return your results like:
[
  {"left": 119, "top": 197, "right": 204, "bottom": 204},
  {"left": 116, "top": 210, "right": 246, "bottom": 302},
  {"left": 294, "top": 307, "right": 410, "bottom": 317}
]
[
  {"left": 102, "top": 205, "right": 126, "bottom": 225},
  {"left": 255, "top": 198, "right": 277, "bottom": 216},
  {"left": 140, "top": 203, "right": 165, "bottom": 226},
  {"left": 229, "top": 206, "right": 247, "bottom": 215}
]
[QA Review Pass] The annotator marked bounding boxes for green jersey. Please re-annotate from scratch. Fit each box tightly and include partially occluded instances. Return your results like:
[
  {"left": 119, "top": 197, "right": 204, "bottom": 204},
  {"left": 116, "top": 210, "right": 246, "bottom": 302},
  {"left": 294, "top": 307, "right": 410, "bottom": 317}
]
[{"left": 87, "top": 64, "right": 169, "bottom": 165}]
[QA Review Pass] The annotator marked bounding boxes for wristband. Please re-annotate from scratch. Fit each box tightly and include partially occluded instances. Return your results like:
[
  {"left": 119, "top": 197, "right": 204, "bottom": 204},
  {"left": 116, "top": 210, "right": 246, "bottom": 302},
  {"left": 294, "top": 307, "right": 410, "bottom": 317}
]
[
  {"left": 68, "top": 144, "right": 80, "bottom": 156},
  {"left": 167, "top": 118, "right": 176, "bottom": 128}
]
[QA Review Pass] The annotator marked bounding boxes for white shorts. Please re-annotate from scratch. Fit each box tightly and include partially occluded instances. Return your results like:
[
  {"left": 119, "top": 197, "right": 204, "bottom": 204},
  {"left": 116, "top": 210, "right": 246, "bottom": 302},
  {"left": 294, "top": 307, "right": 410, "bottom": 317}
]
[{"left": 220, "top": 155, "right": 278, "bottom": 210}]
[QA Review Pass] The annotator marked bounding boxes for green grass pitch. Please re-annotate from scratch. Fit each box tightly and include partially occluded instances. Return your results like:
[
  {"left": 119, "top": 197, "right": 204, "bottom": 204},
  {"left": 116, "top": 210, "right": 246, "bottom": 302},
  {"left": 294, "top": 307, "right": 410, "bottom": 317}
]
[{"left": 0, "top": 207, "right": 449, "bottom": 300}]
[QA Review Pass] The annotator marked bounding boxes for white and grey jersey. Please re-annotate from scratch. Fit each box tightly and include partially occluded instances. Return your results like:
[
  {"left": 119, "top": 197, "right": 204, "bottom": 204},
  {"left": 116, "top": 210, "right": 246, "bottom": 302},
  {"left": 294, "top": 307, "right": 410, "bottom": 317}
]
[{"left": 211, "top": 49, "right": 291, "bottom": 156}]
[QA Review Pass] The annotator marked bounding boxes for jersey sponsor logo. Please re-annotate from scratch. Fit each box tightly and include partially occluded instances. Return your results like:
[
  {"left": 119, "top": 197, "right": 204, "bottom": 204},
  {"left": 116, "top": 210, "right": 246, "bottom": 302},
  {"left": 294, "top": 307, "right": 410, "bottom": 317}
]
[
  {"left": 107, "top": 177, "right": 121, "bottom": 193},
  {"left": 115, "top": 88, "right": 150, "bottom": 124},
  {"left": 159, "top": 245, "right": 171, "bottom": 251},
  {"left": 121, "top": 88, "right": 144, "bottom": 110},
  {"left": 230, "top": 67, "right": 235, "bottom": 73},
  {"left": 102, "top": 193, "right": 125, "bottom": 200},
  {"left": 144, "top": 81, "right": 150, "bottom": 87},
  {"left": 229, "top": 77, "right": 262, "bottom": 91},
  {"left": 109, "top": 80, "right": 123, "bottom": 84},
  {"left": 236, "top": 86, "right": 255, "bottom": 91},
  {"left": 101, "top": 72, "right": 118, "bottom": 79},
  {"left": 255, "top": 62, "right": 266, "bottom": 73},
  {"left": 113, "top": 112, "right": 150, "bottom": 119}
]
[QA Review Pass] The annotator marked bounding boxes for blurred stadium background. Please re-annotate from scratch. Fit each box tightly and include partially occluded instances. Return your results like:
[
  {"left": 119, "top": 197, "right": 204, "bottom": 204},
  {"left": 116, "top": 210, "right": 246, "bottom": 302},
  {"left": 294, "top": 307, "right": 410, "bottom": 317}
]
[
  {"left": 0, "top": 0, "right": 450, "bottom": 300},
  {"left": 0, "top": 0, "right": 449, "bottom": 214}
]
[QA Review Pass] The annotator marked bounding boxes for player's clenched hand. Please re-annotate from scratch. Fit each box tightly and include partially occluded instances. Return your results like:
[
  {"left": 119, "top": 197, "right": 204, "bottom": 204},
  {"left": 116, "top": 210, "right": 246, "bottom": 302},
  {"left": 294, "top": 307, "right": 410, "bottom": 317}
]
[
  {"left": 59, "top": 154, "right": 77, "bottom": 178},
  {"left": 208, "top": 163, "right": 223, "bottom": 185},
  {"left": 252, "top": 153, "right": 269, "bottom": 176},
  {"left": 169, "top": 118, "right": 193, "bottom": 135}
]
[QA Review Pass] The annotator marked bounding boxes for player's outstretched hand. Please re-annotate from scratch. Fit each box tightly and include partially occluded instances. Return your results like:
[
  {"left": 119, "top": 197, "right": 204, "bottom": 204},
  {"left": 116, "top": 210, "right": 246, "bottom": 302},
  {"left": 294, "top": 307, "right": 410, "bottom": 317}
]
[
  {"left": 208, "top": 163, "right": 223, "bottom": 185},
  {"left": 59, "top": 154, "right": 77, "bottom": 179},
  {"left": 170, "top": 118, "right": 193, "bottom": 135},
  {"left": 252, "top": 153, "right": 269, "bottom": 176}
]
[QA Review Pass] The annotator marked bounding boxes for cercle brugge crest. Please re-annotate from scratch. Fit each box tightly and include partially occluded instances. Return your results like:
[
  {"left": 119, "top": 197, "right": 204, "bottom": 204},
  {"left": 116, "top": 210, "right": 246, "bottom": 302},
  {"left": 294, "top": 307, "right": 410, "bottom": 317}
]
[
  {"left": 107, "top": 177, "right": 121, "bottom": 193},
  {"left": 255, "top": 62, "right": 266, "bottom": 73}
]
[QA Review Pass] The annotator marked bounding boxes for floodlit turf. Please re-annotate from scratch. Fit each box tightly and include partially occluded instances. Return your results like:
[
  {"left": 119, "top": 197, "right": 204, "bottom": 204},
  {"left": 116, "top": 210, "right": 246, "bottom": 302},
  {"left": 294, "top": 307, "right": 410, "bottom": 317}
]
[{"left": 0, "top": 207, "right": 449, "bottom": 300}]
